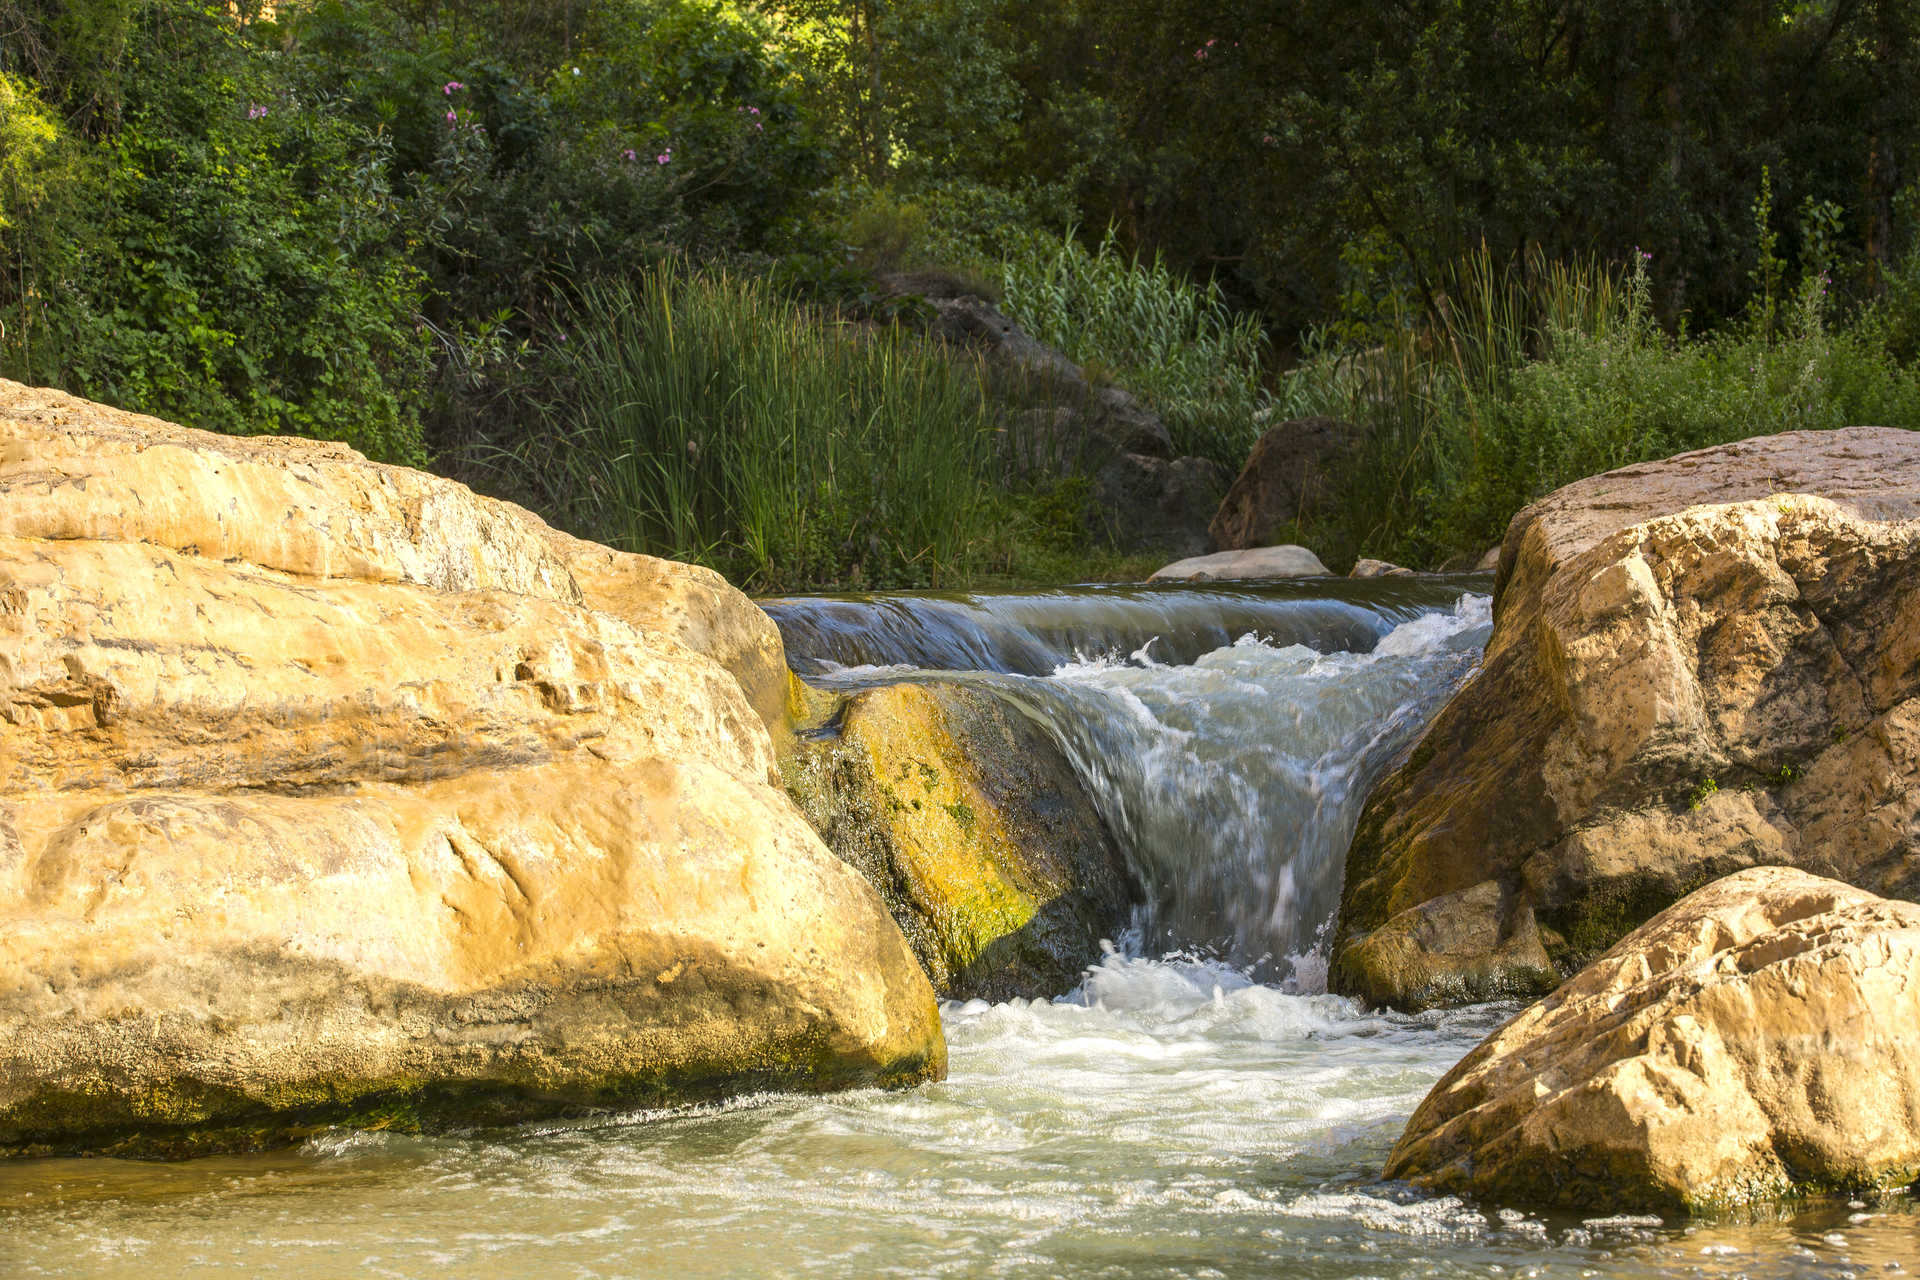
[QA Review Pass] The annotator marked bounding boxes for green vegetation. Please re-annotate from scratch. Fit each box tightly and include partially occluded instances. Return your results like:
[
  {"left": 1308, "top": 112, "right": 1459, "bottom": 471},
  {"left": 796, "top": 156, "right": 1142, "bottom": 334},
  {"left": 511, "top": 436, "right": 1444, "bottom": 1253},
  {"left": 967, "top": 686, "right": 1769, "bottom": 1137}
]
[
  {"left": 534, "top": 269, "right": 997, "bottom": 592},
  {"left": 1000, "top": 227, "right": 1272, "bottom": 468},
  {"left": 5, "top": 0, "right": 1920, "bottom": 588},
  {"left": 1280, "top": 245, "right": 1920, "bottom": 568}
]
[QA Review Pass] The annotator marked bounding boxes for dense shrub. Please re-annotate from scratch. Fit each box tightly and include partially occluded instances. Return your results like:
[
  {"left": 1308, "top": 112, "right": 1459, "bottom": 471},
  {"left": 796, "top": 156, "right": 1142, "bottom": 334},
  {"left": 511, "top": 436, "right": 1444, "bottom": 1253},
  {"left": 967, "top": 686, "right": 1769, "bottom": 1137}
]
[
  {"left": 1284, "top": 250, "right": 1920, "bottom": 569},
  {"left": 1, "top": 0, "right": 431, "bottom": 462}
]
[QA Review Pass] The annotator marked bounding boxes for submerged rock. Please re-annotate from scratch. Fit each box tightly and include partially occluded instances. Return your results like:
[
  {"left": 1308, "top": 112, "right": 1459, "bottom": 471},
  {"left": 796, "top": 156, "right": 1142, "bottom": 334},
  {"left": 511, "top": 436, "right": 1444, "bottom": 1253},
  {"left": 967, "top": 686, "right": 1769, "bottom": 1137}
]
[
  {"left": 1332, "top": 428, "right": 1920, "bottom": 1009},
  {"left": 1387, "top": 867, "right": 1920, "bottom": 1214},
  {"left": 785, "top": 681, "right": 1136, "bottom": 1001},
  {"left": 1148, "top": 545, "right": 1330, "bottom": 581},
  {"left": 0, "top": 381, "right": 944, "bottom": 1158}
]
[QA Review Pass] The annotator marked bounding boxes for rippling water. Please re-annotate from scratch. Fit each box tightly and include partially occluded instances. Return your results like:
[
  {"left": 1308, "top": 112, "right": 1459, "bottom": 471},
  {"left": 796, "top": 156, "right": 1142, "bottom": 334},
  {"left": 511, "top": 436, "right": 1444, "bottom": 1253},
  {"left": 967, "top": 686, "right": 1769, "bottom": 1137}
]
[
  {"left": 4, "top": 956, "right": 1913, "bottom": 1277},
  {"left": 7, "top": 583, "right": 1912, "bottom": 1277}
]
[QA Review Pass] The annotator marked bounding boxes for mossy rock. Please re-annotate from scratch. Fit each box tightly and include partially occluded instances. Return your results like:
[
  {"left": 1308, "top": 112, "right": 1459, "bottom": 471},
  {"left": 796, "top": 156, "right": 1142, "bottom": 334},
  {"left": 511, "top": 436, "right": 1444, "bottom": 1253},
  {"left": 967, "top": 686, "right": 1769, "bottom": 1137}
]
[{"left": 785, "top": 680, "right": 1138, "bottom": 1001}]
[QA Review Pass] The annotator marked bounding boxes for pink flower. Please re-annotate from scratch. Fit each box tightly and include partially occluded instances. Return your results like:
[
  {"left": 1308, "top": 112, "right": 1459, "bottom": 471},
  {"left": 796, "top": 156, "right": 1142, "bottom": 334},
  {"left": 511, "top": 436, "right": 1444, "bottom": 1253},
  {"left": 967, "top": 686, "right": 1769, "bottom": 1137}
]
[
  {"left": 622, "top": 148, "right": 637, "bottom": 161},
  {"left": 446, "top": 109, "right": 457, "bottom": 124},
  {"left": 247, "top": 103, "right": 268, "bottom": 119},
  {"left": 443, "top": 81, "right": 465, "bottom": 95},
  {"left": 656, "top": 151, "right": 671, "bottom": 164}
]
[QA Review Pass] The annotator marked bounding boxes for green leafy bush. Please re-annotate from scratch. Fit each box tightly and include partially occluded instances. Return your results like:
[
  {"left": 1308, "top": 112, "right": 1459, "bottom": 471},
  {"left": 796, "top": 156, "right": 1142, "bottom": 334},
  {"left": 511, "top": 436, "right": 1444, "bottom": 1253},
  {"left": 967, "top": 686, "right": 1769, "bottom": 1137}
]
[
  {"left": 1284, "top": 248, "right": 1920, "bottom": 569},
  {"left": 1, "top": 0, "right": 431, "bottom": 462}
]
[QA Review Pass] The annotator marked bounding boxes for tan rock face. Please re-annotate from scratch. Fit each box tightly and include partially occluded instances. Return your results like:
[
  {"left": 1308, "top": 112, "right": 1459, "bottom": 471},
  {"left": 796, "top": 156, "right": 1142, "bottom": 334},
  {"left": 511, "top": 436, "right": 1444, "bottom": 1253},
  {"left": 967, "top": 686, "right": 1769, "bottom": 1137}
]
[
  {"left": 785, "top": 681, "right": 1135, "bottom": 1000},
  {"left": 0, "top": 380, "right": 943, "bottom": 1157},
  {"left": 1386, "top": 867, "right": 1920, "bottom": 1214},
  {"left": 1332, "top": 428, "right": 1920, "bottom": 1009}
]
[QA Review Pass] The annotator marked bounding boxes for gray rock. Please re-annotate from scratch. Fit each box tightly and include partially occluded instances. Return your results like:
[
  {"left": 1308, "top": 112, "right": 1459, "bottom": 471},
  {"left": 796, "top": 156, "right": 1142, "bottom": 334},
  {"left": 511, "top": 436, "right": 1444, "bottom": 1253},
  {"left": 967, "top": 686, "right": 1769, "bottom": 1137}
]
[
  {"left": 1092, "top": 454, "right": 1228, "bottom": 557},
  {"left": 1148, "top": 544, "right": 1331, "bottom": 581},
  {"left": 1209, "top": 416, "right": 1356, "bottom": 550}
]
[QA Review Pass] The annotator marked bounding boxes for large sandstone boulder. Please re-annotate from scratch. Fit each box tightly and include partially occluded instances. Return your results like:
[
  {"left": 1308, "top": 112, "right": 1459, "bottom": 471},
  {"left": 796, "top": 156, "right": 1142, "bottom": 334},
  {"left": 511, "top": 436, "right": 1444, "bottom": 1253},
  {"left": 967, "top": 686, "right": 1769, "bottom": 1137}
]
[
  {"left": 1208, "top": 415, "right": 1354, "bottom": 551},
  {"left": 0, "top": 381, "right": 944, "bottom": 1157},
  {"left": 1331, "top": 428, "right": 1920, "bottom": 1010},
  {"left": 1387, "top": 867, "right": 1920, "bottom": 1214},
  {"left": 785, "top": 681, "right": 1136, "bottom": 1001}
]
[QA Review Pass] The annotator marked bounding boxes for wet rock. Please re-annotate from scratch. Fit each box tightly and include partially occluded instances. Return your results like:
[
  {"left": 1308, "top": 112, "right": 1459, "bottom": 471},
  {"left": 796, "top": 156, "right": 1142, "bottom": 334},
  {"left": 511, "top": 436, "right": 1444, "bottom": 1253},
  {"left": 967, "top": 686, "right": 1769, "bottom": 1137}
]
[
  {"left": 784, "top": 681, "right": 1137, "bottom": 1001},
  {"left": 1387, "top": 867, "right": 1920, "bottom": 1214},
  {"left": 1148, "top": 545, "right": 1330, "bottom": 581},
  {"left": 0, "top": 380, "right": 944, "bottom": 1158},
  {"left": 1209, "top": 415, "right": 1355, "bottom": 550},
  {"left": 1331, "top": 428, "right": 1920, "bottom": 1010}
]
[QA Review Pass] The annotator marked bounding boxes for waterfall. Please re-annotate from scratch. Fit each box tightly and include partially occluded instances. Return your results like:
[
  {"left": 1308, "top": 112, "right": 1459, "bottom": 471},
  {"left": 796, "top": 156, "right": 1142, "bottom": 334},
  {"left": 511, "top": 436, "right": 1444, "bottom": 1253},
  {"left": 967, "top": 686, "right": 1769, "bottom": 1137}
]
[{"left": 765, "top": 580, "right": 1494, "bottom": 986}]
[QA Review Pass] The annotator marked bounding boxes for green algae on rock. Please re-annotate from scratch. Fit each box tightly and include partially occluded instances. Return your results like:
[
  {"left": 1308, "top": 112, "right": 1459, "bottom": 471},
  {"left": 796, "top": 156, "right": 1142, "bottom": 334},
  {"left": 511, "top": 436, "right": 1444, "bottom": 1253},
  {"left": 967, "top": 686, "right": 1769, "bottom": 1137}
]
[{"left": 785, "top": 680, "right": 1137, "bottom": 1001}]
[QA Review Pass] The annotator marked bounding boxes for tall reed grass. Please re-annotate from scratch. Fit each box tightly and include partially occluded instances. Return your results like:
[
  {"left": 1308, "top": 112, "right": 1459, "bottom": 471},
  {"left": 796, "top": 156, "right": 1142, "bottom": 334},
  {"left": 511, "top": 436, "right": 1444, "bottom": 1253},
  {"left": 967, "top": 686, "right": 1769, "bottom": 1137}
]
[
  {"left": 539, "top": 269, "right": 1000, "bottom": 592},
  {"left": 1279, "top": 247, "right": 1920, "bottom": 569},
  {"left": 1000, "top": 227, "right": 1273, "bottom": 467}
]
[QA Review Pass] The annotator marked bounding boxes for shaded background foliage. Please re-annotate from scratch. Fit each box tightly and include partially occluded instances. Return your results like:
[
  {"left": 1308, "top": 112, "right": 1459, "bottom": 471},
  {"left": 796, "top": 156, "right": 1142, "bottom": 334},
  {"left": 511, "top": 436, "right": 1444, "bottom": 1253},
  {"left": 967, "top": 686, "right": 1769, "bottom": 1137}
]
[{"left": 3, "top": 0, "right": 1920, "bottom": 584}]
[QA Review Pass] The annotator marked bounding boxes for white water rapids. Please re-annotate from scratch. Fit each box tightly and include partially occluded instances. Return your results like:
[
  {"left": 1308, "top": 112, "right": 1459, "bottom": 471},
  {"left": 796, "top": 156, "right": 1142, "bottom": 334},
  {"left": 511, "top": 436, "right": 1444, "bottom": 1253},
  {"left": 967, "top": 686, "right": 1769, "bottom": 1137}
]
[{"left": 4, "top": 581, "right": 1915, "bottom": 1277}]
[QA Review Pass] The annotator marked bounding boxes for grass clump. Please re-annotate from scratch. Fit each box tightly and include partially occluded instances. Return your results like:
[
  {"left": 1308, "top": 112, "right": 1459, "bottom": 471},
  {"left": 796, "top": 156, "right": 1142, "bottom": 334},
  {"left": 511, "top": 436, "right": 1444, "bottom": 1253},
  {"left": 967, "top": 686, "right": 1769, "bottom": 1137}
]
[
  {"left": 999, "top": 227, "right": 1273, "bottom": 468},
  {"left": 1279, "top": 244, "right": 1920, "bottom": 570},
  {"left": 535, "top": 268, "right": 1007, "bottom": 593}
]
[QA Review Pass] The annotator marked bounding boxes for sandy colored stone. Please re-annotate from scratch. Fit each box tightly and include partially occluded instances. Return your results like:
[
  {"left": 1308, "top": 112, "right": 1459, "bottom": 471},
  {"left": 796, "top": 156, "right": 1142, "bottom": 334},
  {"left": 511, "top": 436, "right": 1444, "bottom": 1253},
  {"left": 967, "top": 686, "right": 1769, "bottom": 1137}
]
[
  {"left": 1148, "top": 545, "right": 1330, "bottom": 581},
  {"left": 1350, "top": 558, "right": 1414, "bottom": 578},
  {"left": 0, "top": 381, "right": 943, "bottom": 1156},
  {"left": 1386, "top": 867, "right": 1920, "bottom": 1213},
  {"left": 1332, "top": 428, "right": 1920, "bottom": 1009},
  {"left": 0, "top": 379, "right": 787, "bottom": 734},
  {"left": 785, "top": 681, "right": 1135, "bottom": 1000}
]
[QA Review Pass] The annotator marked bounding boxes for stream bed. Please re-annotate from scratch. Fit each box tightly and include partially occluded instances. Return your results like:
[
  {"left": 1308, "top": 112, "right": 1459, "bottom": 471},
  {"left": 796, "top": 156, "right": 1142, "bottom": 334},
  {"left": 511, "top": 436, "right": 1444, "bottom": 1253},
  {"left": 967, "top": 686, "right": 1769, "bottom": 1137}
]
[{"left": 5, "top": 580, "right": 1915, "bottom": 1278}]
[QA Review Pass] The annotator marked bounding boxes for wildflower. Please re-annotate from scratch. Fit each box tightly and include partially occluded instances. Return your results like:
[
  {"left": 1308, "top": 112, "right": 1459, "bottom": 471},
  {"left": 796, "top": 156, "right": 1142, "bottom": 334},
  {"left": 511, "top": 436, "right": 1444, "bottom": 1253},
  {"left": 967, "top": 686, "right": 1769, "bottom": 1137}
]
[
  {"left": 571, "top": 66, "right": 581, "bottom": 76},
  {"left": 247, "top": 103, "right": 268, "bottom": 119},
  {"left": 442, "top": 81, "right": 464, "bottom": 95},
  {"left": 656, "top": 147, "right": 672, "bottom": 164},
  {"left": 446, "top": 109, "right": 457, "bottom": 124},
  {"left": 622, "top": 148, "right": 637, "bottom": 161}
]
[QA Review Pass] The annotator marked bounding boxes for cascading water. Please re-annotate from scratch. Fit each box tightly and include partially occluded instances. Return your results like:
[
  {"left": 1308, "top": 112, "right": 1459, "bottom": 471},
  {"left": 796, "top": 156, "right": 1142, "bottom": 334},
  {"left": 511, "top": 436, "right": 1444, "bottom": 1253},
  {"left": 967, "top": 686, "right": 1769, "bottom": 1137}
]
[
  {"left": 7, "top": 580, "right": 1914, "bottom": 1278},
  {"left": 764, "top": 580, "right": 1493, "bottom": 981}
]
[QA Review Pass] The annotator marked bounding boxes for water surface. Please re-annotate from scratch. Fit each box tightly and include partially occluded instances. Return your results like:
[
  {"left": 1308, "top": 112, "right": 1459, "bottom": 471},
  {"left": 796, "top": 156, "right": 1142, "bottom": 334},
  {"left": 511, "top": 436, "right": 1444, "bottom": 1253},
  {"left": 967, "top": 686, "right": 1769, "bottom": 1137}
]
[{"left": 8, "top": 580, "right": 1910, "bottom": 1278}]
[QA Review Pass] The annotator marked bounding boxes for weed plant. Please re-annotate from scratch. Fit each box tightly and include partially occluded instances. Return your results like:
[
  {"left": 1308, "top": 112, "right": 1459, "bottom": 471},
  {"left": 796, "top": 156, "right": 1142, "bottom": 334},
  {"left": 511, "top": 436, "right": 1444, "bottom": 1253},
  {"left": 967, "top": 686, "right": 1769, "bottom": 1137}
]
[
  {"left": 999, "top": 227, "right": 1273, "bottom": 468},
  {"left": 1279, "top": 246, "right": 1920, "bottom": 570},
  {"left": 536, "top": 268, "right": 1002, "bottom": 593}
]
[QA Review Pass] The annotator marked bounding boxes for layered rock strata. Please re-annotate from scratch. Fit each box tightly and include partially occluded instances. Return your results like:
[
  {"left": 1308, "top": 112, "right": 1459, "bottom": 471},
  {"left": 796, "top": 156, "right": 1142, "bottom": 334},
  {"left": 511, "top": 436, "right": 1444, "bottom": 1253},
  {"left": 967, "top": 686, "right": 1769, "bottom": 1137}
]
[{"left": 0, "top": 381, "right": 944, "bottom": 1157}]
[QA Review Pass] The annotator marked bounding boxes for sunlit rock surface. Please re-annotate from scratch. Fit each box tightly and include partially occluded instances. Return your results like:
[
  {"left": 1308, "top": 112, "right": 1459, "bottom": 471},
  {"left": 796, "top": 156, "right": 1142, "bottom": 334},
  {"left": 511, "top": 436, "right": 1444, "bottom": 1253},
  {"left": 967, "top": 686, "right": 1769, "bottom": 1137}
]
[
  {"left": 1387, "top": 867, "right": 1920, "bottom": 1213},
  {"left": 0, "top": 380, "right": 943, "bottom": 1157},
  {"left": 1332, "top": 427, "right": 1920, "bottom": 1009}
]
